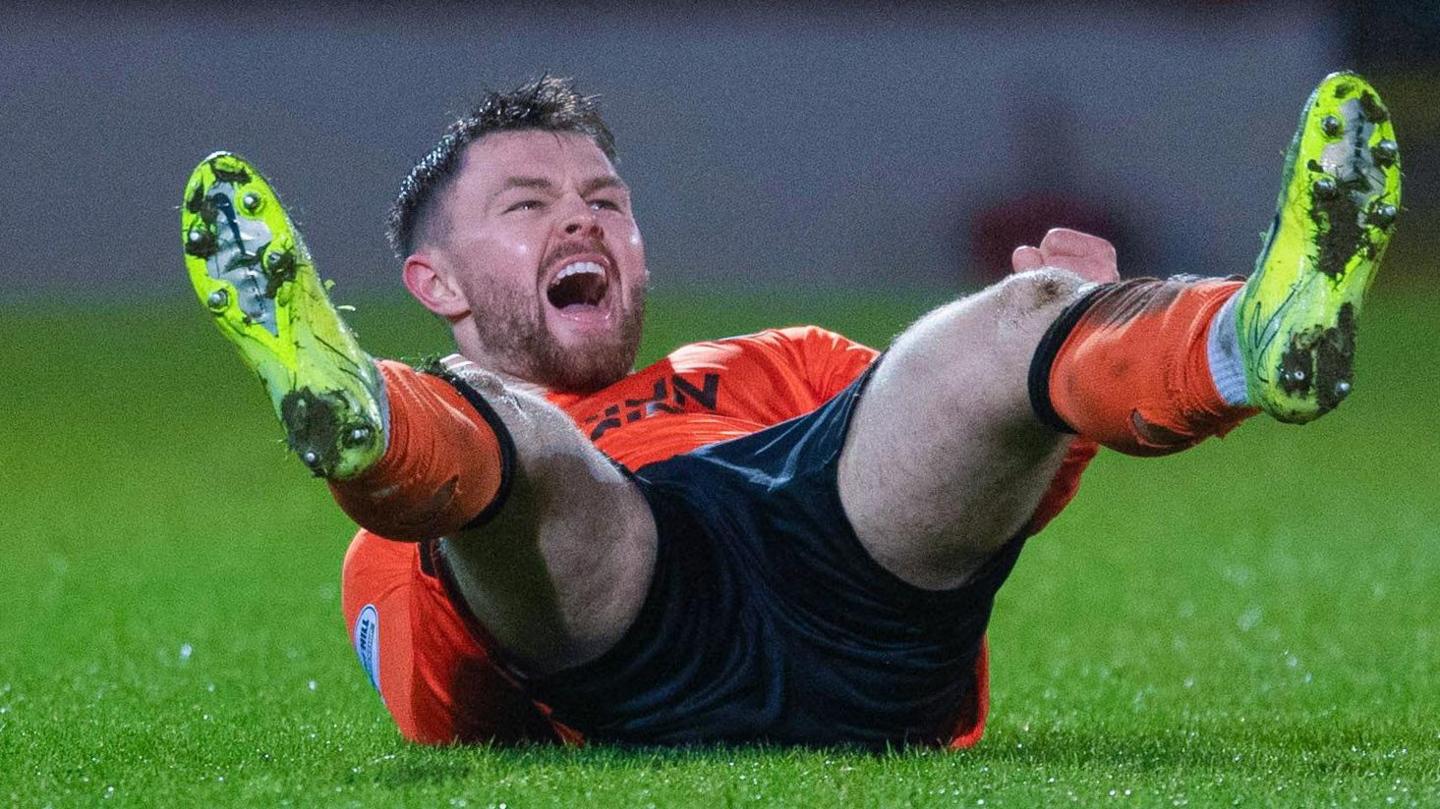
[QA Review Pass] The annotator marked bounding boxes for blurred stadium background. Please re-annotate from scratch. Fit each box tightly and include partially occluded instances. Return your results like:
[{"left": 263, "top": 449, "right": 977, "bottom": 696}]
[
  {"left": 3, "top": 1, "right": 1438, "bottom": 805},
  {"left": 3, "top": 0, "right": 1436, "bottom": 301}
]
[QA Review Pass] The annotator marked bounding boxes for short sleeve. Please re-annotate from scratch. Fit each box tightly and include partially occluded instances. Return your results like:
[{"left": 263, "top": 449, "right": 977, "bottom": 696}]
[{"left": 775, "top": 325, "right": 880, "bottom": 402}]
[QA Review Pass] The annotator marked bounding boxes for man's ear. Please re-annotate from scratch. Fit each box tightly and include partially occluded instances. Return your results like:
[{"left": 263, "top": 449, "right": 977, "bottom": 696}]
[{"left": 402, "top": 253, "right": 470, "bottom": 319}]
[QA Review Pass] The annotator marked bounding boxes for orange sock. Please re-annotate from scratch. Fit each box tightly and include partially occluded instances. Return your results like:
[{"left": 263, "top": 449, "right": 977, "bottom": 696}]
[
  {"left": 329, "top": 360, "right": 512, "bottom": 540},
  {"left": 1030, "top": 277, "right": 1259, "bottom": 456}
]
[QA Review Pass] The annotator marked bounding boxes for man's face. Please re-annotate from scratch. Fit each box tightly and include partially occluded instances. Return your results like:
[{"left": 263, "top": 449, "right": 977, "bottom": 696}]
[{"left": 427, "top": 130, "right": 647, "bottom": 392}]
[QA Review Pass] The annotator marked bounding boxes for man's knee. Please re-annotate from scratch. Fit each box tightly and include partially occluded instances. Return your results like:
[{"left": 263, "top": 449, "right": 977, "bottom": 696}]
[
  {"left": 874, "top": 269, "right": 1085, "bottom": 394},
  {"left": 986, "top": 268, "right": 1090, "bottom": 322},
  {"left": 863, "top": 267, "right": 1094, "bottom": 439},
  {"left": 898, "top": 268, "right": 1090, "bottom": 379}
]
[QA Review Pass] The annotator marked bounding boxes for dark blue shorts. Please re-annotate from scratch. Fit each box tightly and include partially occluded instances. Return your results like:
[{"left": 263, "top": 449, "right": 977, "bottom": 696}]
[{"left": 525, "top": 364, "right": 1026, "bottom": 748}]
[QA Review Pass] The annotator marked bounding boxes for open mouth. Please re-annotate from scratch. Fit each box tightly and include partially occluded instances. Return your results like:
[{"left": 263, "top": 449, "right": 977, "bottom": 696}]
[{"left": 545, "top": 259, "right": 611, "bottom": 315}]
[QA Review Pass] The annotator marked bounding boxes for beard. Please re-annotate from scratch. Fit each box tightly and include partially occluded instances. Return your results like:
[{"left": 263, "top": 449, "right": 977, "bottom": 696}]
[{"left": 460, "top": 276, "right": 646, "bottom": 393}]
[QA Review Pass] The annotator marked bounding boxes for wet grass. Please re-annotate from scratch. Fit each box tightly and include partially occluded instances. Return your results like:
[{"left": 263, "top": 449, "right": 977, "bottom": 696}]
[{"left": 2, "top": 285, "right": 1437, "bottom": 806}]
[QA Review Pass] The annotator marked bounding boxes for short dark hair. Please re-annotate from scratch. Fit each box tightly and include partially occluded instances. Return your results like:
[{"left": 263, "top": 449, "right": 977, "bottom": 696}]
[{"left": 386, "top": 75, "right": 617, "bottom": 259}]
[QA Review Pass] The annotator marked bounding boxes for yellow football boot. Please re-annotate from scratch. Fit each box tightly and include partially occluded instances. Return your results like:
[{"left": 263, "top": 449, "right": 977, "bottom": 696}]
[
  {"left": 181, "top": 151, "right": 387, "bottom": 478},
  {"left": 1236, "top": 71, "right": 1401, "bottom": 423}
]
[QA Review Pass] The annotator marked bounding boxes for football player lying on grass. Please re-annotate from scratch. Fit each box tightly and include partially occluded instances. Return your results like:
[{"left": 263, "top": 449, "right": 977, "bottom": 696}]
[{"left": 180, "top": 72, "right": 1399, "bottom": 747}]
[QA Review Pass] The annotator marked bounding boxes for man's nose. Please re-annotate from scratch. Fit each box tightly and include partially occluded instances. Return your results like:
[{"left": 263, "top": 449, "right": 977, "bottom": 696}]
[{"left": 559, "top": 198, "right": 602, "bottom": 238}]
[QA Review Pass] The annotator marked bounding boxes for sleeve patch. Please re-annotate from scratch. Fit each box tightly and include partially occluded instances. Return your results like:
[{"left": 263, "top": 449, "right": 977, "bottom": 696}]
[{"left": 353, "top": 604, "right": 382, "bottom": 698}]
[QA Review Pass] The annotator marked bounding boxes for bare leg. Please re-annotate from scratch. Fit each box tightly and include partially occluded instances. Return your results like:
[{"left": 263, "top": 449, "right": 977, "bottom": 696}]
[
  {"left": 336, "top": 360, "right": 658, "bottom": 676},
  {"left": 839, "top": 266, "right": 1090, "bottom": 590},
  {"left": 438, "top": 364, "right": 657, "bottom": 675},
  {"left": 839, "top": 227, "right": 1253, "bottom": 591}
]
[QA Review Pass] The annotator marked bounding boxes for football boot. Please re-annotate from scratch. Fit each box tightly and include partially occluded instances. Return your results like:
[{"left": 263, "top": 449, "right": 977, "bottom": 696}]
[
  {"left": 1236, "top": 71, "right": 1401, "bottom": 423},
  {"left": 181, "top": 151, "right": 388, "bottom": 477}
]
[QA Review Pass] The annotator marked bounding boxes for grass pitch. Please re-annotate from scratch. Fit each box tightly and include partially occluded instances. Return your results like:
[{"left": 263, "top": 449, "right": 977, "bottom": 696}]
[{"left": 2, "top": 284, "right": 1437, "bottom": 806}]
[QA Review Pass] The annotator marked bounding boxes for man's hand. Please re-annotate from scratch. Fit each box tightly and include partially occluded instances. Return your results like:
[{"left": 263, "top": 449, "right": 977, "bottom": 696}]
[{"left": 1010, "top": 228, "right": 1120, "bottom": 284}]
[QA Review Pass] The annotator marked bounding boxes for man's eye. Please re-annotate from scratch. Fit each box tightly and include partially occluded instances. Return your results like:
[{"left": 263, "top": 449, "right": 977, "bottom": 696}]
[
  {"left": 505, "top": 200, "right": 542, "bottom": 213},
  {"left": 589, "top": 198, "right": 621, "bottom": 211}
]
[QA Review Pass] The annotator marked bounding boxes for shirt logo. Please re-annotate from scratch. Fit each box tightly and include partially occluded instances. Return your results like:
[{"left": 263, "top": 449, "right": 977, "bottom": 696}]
[
  {"left": 581, "top": 373, "right": 720, "bottom": 440},
  {"left": 353, "top": 604, "right": 381, "bottom": 699}
]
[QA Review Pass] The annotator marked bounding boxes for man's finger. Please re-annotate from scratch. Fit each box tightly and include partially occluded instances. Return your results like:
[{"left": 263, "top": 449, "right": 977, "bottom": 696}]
[
  {"left": 1010, "top": 245, "right": 1045, "bottom": 274},
  {"left": 1039, "top": 227, "right": 1116, "bottom": 261},
  {"left": 1035, "top": 228, "right": 1120, "bottom": 283}
]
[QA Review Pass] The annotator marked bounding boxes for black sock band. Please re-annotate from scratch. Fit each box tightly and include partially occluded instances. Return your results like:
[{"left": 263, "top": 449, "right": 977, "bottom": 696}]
[
  {"left": 430, "top": 369, "right": 519, "bottom": 531},
  {"left": 1027, "top": 283, "right": 1112, "bottom": 434}
]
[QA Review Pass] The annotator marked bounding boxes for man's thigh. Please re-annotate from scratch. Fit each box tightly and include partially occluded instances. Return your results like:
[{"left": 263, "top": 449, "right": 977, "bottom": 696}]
[
  {"left": 839, "top": 269, "right": 1090, "bottom": 590},
  {"left": 435, "top": 361, "right": 658, "bottom": 676}
]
